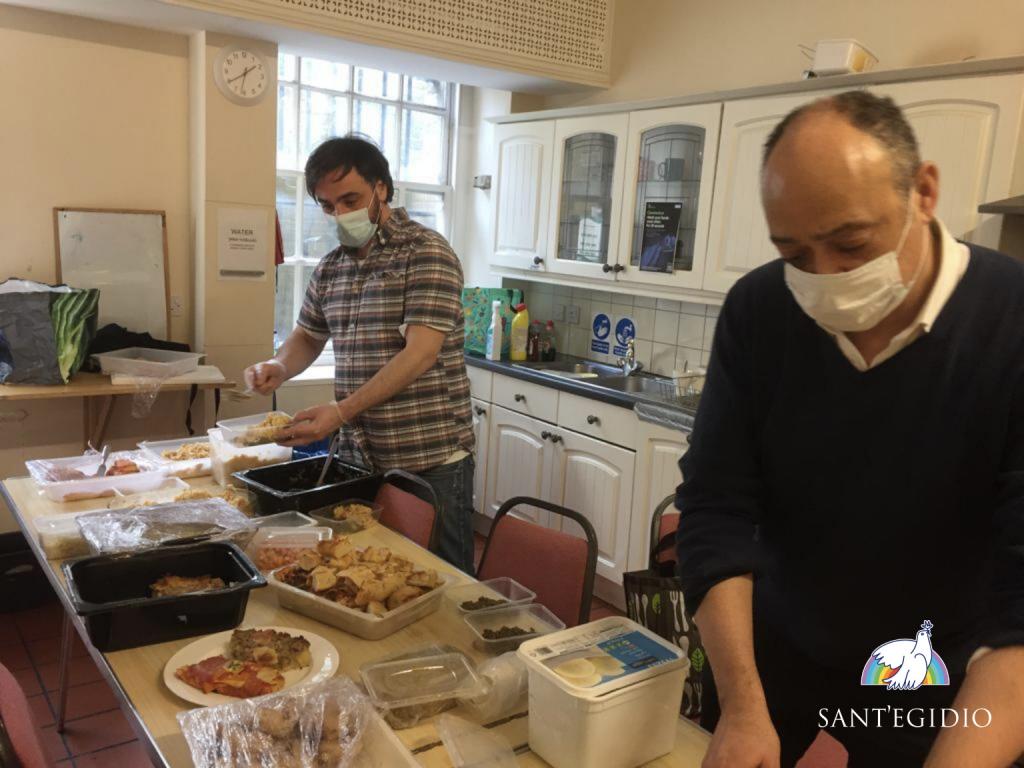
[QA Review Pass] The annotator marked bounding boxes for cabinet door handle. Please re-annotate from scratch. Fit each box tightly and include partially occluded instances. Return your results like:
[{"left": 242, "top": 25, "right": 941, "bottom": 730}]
[
  {"left": 586, "top": 415, "right": 600, "bottom": 425},
  {"left": 540, "top": 430, "right": 551, "bottom": 441},
  {"left": 474, "top": 406, "right": 487, "bottom": 416},
  {"left": 533, "top": 256, "right": 544, "bottom": 265},
  {"left": 549, "top": 433, "right": 563, "bottom": 443},
  {"left": 514, "top": 393, "right": 526, "bottom": 403},
  {"left": 614, "top": 264, "right": 625, "bottom": 273},
  {"left": 602, "top": 263, "right": 613, "bottom": 273}
]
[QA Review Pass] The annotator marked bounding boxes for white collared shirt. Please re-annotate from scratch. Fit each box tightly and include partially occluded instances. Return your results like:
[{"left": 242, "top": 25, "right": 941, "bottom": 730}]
[{"left": 827, "top": 219, "right": 969, "bottom": 371}]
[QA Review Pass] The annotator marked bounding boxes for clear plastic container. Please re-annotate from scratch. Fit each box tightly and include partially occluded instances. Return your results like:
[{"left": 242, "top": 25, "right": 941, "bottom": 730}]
[
  {"left": 138, "top": 436, "right": 212, "bottom": 478},
  {"left": 308, "top": 499, "right": 383, "bottom": 534},
  {"left": 437, "top": 714, "right": 518, "bottom": 768},
  {"left": 92, "top": 347, "right": 203, "bottom": 378},
  {"left": 217, "top": 411, "right": 292, "bottom": 447},
  {"left": 26, "top": 452, "right": 167, "bottom": 503},
  {"left": 209, "top": 428, "right": 292, "bottom": 486},
  {"left": 250, "top": 511, "right": 316, "bottom": 528},
  {"left": 464, "top": 603, "right": 565, "bottom": 654},
  {"left": 245, "top": 526, "right": 332, "bottom": 572},
  {"left": 105, "top": 477, "right": 191, "bottom": 509},
  {"left": 444, "top": 577, "right": 535, "bottom": 615},
  {"left": 35, "top": 514, "right": 93, "bottom": 560},
  {"left": 360, "top": 653, "right": 486, "bottom": 721}
]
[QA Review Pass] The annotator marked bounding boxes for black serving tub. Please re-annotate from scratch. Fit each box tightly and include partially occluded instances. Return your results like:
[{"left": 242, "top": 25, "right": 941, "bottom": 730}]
[
  {"left": 62, "top": 541, "right": 265, "bottom": 652},
  {"left": 232, "top": 455, "right": 381, "bottom": 516}
]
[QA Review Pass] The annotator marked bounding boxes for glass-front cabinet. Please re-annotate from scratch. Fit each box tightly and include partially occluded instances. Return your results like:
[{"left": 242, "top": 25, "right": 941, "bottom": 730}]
[
  {"left": 616, "top": 104, "right": 722, "bottom": 290},
  {"left": 548, "top": 114, "right": 629, "bottom": 279}
]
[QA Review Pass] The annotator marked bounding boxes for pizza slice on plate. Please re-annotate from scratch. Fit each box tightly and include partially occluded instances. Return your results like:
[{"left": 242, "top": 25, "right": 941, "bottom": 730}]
[{"left": 175, "top": 655, "right": 284, "bottom": 698}]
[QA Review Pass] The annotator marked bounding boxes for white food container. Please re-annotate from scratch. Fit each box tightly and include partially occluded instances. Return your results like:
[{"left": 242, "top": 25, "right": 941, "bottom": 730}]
[
  {"left": 444, "top": 577, "right": 536, "bottom": 616},
  {"left": 35, "top": 513, "right": 95, "bottom": 559},
  {"left": 217, "top": 411, "right": 291, "bottom": 447},
  {"left": 245, "top": 526, "right": 332, "bottom": 572},
  {"left": 812, "top": 38, "right": 878, "bottom": 75},
  {"left": 208, "top": 428, "right": 291, "bottom": 486},
  {"left": 464, "top": 603, "right": 564, "bottom": 654},
  {"left": 138, "top": 436, "right": 212, "bottom": 478},
  {"left": 92, "top": 347, "right": 203, "bottom": 378},
  {"left": 518, "top": 617, "right": 688, "bottom": 768},
  {"left": 105, "top": 477, "right": 191, "bottom": 509},
  {"left": 268, "top": 568, "right": 458, "bottom": 640},
  {"left": 26, "top": 453, "right": 168, "bottom": 503}
]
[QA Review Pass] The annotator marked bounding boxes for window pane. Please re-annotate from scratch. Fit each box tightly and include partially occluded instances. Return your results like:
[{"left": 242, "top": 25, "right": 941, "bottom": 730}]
[
  {"left": 300, "top": 57, "right": 350, "bottom": 91},
  {"left": 277, "top": 84, "right": 298, "bottom": 171},
  {"left": 353, "top": 67, "right": 399, "bottom": 99},
  {"left": 353, "top": 99, "right": 399, "bottom": 168},
  {"left": 402, "top": 188, "right": 446, "bottom": 235},
  {"left": 274, "top": 261, "right": 298, "bottom": 347},
  {"left": 405, "top": 76, "right": 446, "bottom": 108},
  {"left": 400, "top": 109, "right": 446, "bottom": 184},
  {"left": 278, "top": 53, "right": 297, "bottom": 82},
  {"left": 300, "top": 90, "right": 350, "bottom": 168},
  {"left": 302, "top": 199, "right": 340, "bottom": 259},
  {"left": 275, "top": 174, "right": 299, "bottom": 259}
]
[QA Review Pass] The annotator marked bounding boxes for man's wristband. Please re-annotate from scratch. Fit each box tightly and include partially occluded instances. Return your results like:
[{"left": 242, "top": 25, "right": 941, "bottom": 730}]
[{"left": 330, "top": 400, "right": 347, "bottom": 425}]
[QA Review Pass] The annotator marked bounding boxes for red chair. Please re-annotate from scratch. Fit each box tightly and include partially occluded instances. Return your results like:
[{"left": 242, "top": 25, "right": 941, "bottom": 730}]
[
  {"left": 375, "top": 469, "right": 440, "bottom": 552},
  {"left": 476, "top": 496, "right": 598, "bottom": 627},
  {"left": 650, "top": 494, "right": 679, "bottom": 567},
  {"left": 0, "top": 662, "right": 52, "bottom": 768}
]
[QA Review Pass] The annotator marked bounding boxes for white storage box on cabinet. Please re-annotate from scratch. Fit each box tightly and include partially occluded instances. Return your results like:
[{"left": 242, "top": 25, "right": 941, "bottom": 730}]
[{"left": 518, "top": 617, "right": 688, "bottom": 768}]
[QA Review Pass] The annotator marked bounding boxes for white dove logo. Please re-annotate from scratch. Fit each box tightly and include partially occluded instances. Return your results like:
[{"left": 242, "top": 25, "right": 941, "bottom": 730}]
[{"left": 861, "top": 620, "right": 949, "bottom": 690}]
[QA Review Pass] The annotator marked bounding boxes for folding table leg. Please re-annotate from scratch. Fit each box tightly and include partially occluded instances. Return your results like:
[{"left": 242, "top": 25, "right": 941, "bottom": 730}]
[{"left": 55, "top": 612, "right": 74, "bottom": 733}]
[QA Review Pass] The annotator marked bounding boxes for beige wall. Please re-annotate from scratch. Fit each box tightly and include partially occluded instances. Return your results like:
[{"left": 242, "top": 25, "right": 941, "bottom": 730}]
[{"left": 516, "top": 0, "right": 1024, "bottom": 111}]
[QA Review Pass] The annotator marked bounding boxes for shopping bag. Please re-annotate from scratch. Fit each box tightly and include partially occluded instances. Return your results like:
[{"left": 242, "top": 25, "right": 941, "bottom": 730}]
[
  {"left": 461, "top": 287, "right": 523, "bottom": 356},
  {"left": 622, "top": 532, "right": 705, "bottom": 718}
]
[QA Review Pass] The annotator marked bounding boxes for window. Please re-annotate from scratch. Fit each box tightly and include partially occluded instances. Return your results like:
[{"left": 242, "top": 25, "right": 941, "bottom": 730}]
[{"left": 274, "top": 54, "right": 457, "bottom": 360}]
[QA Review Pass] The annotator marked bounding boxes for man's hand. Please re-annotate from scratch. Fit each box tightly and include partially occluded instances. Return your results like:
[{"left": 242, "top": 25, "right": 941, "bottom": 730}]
[
  {"left": 702, "top": 705, "right": 781, "bottom": 768},
  {"left": 244, "top": 359, "right": 287, "bottom": 395},
  {"left": 276, "top": 402, "right": 345, "bottom": 446}
]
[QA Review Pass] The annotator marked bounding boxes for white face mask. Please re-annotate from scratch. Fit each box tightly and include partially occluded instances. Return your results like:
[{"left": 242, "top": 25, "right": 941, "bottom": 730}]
[
  {"left": 783, "top": 202, "right": 923, "bottom": 332},
  {"left": 335, "top": 196, "right": 381, "bottom": 249}
]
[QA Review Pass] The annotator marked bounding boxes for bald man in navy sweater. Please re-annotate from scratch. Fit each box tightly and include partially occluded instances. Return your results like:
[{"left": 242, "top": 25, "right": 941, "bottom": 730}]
[{"left": 677, "top": 90, "right": 1024, "bottom": 768}]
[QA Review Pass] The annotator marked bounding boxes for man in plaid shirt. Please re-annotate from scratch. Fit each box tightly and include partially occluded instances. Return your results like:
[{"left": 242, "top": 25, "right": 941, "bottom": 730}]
[{"left": 246, "top": 135, "right": 476, "bottom": 573}]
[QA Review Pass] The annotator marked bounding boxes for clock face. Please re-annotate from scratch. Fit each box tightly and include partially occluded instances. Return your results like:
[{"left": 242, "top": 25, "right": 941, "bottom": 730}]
[{"left": 218, "top": 49, "right": 267, "bottom": 103}]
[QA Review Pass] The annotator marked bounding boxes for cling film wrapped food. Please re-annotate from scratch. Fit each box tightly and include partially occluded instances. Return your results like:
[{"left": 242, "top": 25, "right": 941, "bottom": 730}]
[
  {"left": 76, "top": 498, "right": 255, "bottom": 554},
  {"left": 177, "top": 676, "right": 370, "bottom": 768}
]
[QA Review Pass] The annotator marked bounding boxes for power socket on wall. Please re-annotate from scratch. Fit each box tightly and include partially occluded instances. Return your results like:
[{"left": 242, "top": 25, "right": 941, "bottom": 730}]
[{"left": 566, "top": 304, "right": 581, "bottom": 324}]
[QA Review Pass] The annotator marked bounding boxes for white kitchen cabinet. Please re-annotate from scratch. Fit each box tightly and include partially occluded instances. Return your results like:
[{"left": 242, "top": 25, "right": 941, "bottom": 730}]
[
  {"left": 491, "top": 120, "right": 555, "bottom": 271},
  {"left": 548, "top": 427, "right": 636, "bottom": 583},
  {"left": 627, "top": 420, "right": 689, "bottom": 572},
  {"left": 616, "top": 104, "right": 723, "bottom": 290},
  {"left": 483, "top": 405, "right": 554, "bottom": 527},
  {"left": 874, "top": 74, "right": 1024, "bottom": 250},
  {"left": 471, "top": 397, "right": 490, "bottom": 515},
  {"left": 702, "top": 91, "right": 836, "bottom": 294},
  {"left": 547, "top": 114, "right": 630, "bottom": 280}
]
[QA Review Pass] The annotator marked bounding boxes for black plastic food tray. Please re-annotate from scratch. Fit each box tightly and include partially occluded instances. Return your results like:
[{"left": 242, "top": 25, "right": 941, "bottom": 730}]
[
  {"left": 232, "top": 455, "right": 381, "bottom": 515},
  {"left": 62, "top": 541, "right": 265, "bottom": 652}
]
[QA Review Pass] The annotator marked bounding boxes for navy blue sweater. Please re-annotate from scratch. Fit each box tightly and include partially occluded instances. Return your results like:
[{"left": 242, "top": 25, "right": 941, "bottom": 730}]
[{"left": 676, "top": 244, "right": 1024, "bottom": 674}]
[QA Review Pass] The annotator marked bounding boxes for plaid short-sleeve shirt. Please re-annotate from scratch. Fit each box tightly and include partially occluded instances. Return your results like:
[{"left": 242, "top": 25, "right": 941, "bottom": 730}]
[{"left": 297, "top": 208, "right": 474, "bottom": 472}]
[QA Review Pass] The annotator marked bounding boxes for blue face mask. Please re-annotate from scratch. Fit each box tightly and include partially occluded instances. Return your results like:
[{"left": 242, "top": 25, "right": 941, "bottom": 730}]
[{"left": 335, "top": 195, "right": 382, "bottom": 248}]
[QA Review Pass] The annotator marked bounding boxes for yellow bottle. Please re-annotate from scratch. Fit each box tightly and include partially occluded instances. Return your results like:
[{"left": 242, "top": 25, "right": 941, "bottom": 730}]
[{"left": 509, "top": 303, "right": 530, "bottom": 362}]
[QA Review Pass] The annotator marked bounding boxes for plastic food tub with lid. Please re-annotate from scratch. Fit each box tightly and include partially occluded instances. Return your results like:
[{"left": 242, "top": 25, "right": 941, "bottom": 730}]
[
  {"left": 517, "top": 616, "right": 689, "bottom": 768},
  {"left": 307, "top": 498, "right": 384, "bottom": 534},
  {"left": 138, "top": 436, "right": 213, "bottom": 478},
  {"left": 208, "top": 428, "right": 292, "bottom": 487},
  {"left": 464, "top": 603, "right": 564, "bottom": 654},
  {"left": 216, "top": 411, "right": 291, "bottom": 447},
  {"left": 244, "top": 526, "right": 332, "bottom": 572},
  {"left": 444, "top": 577, "right": 535, "bottom": 616},
  {"left": 92, "top": 348, "right": 203, "bottom": 378}
]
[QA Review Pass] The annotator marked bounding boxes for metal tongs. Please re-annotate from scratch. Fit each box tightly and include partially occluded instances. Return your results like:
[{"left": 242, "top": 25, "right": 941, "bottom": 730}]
[
  {"left": 87, "top": 444, "right": 111, "bottom": 477},
  {"left": 314, "top": 431, "right": 342, "bottom": 488}
]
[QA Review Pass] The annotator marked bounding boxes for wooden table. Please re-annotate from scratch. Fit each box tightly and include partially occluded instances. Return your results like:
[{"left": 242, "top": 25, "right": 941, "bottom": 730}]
[
  {"left": 0, "top": 369, "right": 234, "bottom": 448},
  {"left": 0, "top": 475, "right": 710, "bottom": 768}
]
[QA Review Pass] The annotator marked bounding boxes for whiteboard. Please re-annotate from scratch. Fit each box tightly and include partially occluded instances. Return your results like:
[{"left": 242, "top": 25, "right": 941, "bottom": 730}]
[{"left": 54, "top": 208, "right": 169, "bottom": 339}]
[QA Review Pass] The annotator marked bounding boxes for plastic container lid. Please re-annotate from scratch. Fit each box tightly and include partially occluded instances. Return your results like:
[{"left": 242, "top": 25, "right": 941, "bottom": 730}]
[
  {"left": 444, "top": 577, "right": 535, "bottom": 615},
  {"left": 464, "top": 603, "right": 565, "bottom": 654},
  {"left": 216, "top": 411, "right": 292, "bottom": 447},
  {"left": 92, "top": 348, "right": 203, "bottom": 379},
  {"left": 517, "top": 616, "right": 686, "bottom": 699},
  {"left": 250, "top": 511, "right": 316, "bottom": 528},
  {"left": 361, "top": 652, "right": 485, "bottom": 711},
  {"left": 245, "top": 526, "right": 331, "bottom": 572},
  {"left": 137, "top": 436, "right": 212, "bottom": 478},
  {"left": 308, "top": 499, "right": 384, "bottom": 534}
]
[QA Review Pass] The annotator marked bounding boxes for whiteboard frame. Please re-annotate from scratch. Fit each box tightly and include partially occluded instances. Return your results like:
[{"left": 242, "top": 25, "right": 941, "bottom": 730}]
[{"left": 53, "top": 207, "right": 171, "bottom": 339}]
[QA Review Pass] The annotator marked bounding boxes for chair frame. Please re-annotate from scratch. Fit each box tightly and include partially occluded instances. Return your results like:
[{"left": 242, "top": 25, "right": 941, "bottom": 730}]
[
  {"left": 477, "top": 495, "right": 599, "bottom": 626},
  {"left": 380, "top": 468, "right": 442, "bottom": 553},
  {"left": 649, "top": 493, "right": 679, "bottom": 569}
]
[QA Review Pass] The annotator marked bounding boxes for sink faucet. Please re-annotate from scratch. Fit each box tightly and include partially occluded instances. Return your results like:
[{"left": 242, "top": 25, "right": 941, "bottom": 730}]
[{"left": 618, "top": 338, "right": 644, "bottom": 376}]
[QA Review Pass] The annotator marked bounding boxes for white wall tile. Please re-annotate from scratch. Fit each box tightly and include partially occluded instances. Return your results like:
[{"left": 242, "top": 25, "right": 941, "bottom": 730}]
[
  {"left": 634, "top": 296, "right": 657, "bottom": 309},
  {"left": 554, "top": 286, "right": 573, "bottom": 303},
  {"left": 590, "top": 291, "right": 613, "bottom": 305},
  {"left": 705, "top": 304, "right": 722, "bottom": 318},
  {"left": 650, "top": 342, "right": 676, "bottom": 376},
  {"left": 679, "top": 301, "right": 707, "bottom": 317},
  {"left": 676, "top": 347, "right": 702, "bottom": 373},
  {"left": 676, "top": 314, "right": 705, "bottom": 349},
  {"left": 530, "top": 293, "right": 552, "bottom": 323},
  {"left": 653, "top": 310, "right": 679, "bottom": 345},
  {"left": 634, "top": 339, "right": 653, "bottom": 368},
  {"left": 656, "top": 299, "right": 681, "bottom": 312},
  {"left": 632, "top": 307, "right": 656, "bottom": 341},
  {"left": 703, "top": 317, "right": 717, "bottom": 350},
  {"left": 569, "top": 327, "right": 588, "bottom": 358},
  {"left": 612, "top": 293, "right": 635, "bottom": 309},
  {"left": 701, "top": 350, "right": 712, "bottom": 367}
]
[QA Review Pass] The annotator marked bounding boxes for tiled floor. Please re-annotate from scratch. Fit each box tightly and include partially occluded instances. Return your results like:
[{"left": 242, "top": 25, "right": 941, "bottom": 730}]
[{"left": 0, "top": 598, "right": 150, "bottom": 768}]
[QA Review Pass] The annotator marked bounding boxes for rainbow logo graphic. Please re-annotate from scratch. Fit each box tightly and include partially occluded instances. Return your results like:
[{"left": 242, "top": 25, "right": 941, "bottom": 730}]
[{"left": 860, "top": 620, "right": 950, "bottom": 689}]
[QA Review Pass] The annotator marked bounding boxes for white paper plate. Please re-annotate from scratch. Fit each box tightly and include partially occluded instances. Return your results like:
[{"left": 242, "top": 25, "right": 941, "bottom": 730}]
[{"left": 163, "top": 625, "right": 339, "bottom": 706}]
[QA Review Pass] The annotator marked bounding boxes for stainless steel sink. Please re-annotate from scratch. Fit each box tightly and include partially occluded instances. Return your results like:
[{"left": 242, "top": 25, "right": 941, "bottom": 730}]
[
  {"left": 511, "top": 360, "right": 622, "bottom": 379},
  {"left": 591, "top": 374, "right": 680, "bottom": 397}
]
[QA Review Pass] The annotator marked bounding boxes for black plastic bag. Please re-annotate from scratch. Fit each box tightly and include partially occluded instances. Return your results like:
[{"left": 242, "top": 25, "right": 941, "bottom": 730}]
[
  {"left": 0, "top": 290, "right": 62, "bottom": 384},
  {"left": 623, "top": 534, "right": 705, "bottom": 718}
]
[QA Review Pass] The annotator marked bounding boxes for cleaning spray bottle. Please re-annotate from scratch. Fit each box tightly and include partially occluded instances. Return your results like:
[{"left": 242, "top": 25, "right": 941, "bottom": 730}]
[
  {"left": 485, "top": 300, "right": 504, "bottom": 361},
  {"left": 509, "top": 303, "right": 530, "bottom": 362}
]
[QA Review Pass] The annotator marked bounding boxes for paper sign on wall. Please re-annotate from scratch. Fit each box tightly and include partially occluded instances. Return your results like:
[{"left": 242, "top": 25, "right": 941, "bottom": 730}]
[
  {"left": 217, "top": 207, "right": 269, "bottom": 280},
  {"left": 591, "top": 312, "right": 611, "bottom": 355},
  {"left": 613, "top": 316, "right": 636, "bottom": 357}
]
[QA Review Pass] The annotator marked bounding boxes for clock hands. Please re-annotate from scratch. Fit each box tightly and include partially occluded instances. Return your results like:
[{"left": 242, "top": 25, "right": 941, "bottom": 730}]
[{"left": 227, "top": 65, "right": 256, "bottom": 85}]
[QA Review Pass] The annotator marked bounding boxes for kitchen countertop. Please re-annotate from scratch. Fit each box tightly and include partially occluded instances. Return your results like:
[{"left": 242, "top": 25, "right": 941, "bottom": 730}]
[{"left": 465, "top": 353, "right": 698, "bottom": 431}]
